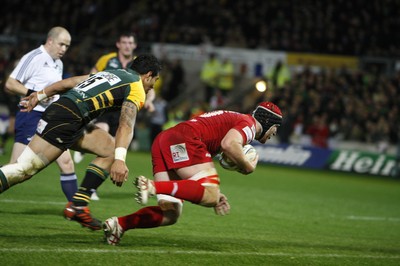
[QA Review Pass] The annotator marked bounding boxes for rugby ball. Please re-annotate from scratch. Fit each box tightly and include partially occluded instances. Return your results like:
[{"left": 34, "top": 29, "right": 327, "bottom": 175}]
[{"left": 219, "top": 144, "right": 258, "bottom": 171}]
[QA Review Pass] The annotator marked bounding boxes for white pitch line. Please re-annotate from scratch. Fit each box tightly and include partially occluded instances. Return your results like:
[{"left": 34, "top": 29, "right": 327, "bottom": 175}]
[
  {"left": 346, "top": 215, "right": 400, "bottom": 222},
  {"left": 0, "top": 198, "right": 64, "bottom": 205},
  {"left": 0, "top": 248, "right": 399, "bottom": 260}
]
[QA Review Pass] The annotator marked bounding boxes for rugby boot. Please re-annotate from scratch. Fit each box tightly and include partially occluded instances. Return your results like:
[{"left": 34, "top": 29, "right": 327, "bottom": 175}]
[
  {"left": 134, "top": 175, "right": 156, "bottom": 205},
  {"left": 103, "top": 216, "right": 124, "bottom": 245},
  {"left": 64, "top": 202, "right": 102, "bottom": 230}
]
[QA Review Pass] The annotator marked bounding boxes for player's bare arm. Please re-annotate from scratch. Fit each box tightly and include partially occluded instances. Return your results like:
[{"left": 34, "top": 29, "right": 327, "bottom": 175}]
[
  {"left": 41, "top": 74, "right": 89, "bottom": 96},
  {"left": 220, "top": 129, "right": 256, "bottom": 173},
  {"left": 110, "top": 101, "right": 137, "bottom": 186},
  {"left": 115, "top": 101, "right": 137, "bottom": 148},
  {"left": 144, "top": 89, "right": 155, "bottom": 112},
  {"left": 20, "top": 75, "right": 89, "bottom": 112},
  {"left": 5, "top": 77, "right": 30, "bottom": 96}
]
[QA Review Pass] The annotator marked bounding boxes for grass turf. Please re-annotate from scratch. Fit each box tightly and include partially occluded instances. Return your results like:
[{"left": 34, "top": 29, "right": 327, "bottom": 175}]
[{"left": 0, "top": 143, "right": 399, "bottom": 265}]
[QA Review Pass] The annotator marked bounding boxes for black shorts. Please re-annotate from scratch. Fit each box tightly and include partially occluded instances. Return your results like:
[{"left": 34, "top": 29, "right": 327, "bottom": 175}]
[{"left": 36, "top": 98, "right": 86, "bottom": 151}]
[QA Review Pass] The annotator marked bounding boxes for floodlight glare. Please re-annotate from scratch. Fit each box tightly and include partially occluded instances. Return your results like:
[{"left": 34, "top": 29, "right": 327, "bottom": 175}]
[{"left": 255, "top": 80, "right": 267, "bottom": 92}]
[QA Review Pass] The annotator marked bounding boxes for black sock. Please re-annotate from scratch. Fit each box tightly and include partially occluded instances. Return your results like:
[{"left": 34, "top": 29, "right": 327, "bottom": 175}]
[{"left": 72, "top": 163, "right": 108, "bottom": 206}]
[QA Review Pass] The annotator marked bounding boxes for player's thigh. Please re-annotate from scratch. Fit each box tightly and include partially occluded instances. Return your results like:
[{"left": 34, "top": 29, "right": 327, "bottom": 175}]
[
  {"left": 94, "top": 122, "right": 109, "bottom": 132},
  {"left": 27, "top": 135, "right": 64, "bottom": 165},
  {"left": 73, "top": 128, "right": 114, "bottom": 158}
]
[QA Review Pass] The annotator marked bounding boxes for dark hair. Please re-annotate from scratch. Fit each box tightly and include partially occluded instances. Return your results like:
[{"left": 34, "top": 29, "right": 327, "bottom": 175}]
[
  {"left": 118, "top": 31, "right": 136, "bottom": 41},
  {"left": 129, "top": 54, "right": 162, "bottom": 77}
]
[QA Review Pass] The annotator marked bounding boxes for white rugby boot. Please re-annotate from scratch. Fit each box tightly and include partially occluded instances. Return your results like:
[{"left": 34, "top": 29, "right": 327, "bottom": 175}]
[
  {"left": 103, "top": 216, "right": 124, "bottom": 246},
  {"left": 134, "top": 175, "right": 156, "bottom": 205}
]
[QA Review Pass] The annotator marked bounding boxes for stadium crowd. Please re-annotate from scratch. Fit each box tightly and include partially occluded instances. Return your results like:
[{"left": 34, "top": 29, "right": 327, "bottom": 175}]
[
  {"left": 269, "top": 65, "right": 399, "bottom": 151},
  {"left": 0, "top": 0, "right": 399, "bottom": 153},
  {"left": 137, "top": 0, "right": 400, "bottom": 57},
  {"left": 1, "top": 0, "right": 400, "bottom": 57}
]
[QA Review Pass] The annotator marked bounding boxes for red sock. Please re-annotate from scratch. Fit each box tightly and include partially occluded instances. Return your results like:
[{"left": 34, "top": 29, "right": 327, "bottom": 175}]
[
  {"left": 154, "top": 180, "right": 205, "bottom": 203},
  {"left": 118, "top": 206, "right": 164, "bottom": 230}
]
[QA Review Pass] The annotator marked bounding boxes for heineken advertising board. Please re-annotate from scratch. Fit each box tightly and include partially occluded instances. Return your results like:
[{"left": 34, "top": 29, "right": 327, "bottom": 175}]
[
  {"left": 254, "top": 144, "right": 398, "bottom": 177},
  {"left": 328, "top": 150, "right": 396, "bottom": 176}
]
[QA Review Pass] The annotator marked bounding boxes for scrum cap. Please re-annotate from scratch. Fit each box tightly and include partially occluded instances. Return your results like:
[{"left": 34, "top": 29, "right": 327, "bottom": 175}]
[{"left": 252, "top": 102, "right": 282, "bottom": 140}]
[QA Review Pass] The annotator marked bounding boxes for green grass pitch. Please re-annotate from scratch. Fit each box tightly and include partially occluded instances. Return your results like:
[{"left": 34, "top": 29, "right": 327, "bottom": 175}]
[{"left": 0, "top": 143, "right": 399, "bottom": 265}]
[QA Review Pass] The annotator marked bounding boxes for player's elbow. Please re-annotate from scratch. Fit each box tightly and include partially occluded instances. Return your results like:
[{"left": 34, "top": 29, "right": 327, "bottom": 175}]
[
  {"left": 4, "top": 79, "right": 17, "bottom": 95},
  {"left": 220, "top": 142, "right": 234, "bottom": 158},
  {"left": 4, "top": 86, "right": 13, "bottom": 95}
]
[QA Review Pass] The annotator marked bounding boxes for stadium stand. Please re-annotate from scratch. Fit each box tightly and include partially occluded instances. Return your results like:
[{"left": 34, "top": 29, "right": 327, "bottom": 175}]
[{"left": 0, "top": 0, "right": 399, "bottom": 153}]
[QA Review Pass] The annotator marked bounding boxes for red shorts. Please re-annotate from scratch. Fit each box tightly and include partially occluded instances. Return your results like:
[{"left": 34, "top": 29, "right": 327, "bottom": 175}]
[{"left": 151, "top": 124, "right": 213, "bottom": 174}]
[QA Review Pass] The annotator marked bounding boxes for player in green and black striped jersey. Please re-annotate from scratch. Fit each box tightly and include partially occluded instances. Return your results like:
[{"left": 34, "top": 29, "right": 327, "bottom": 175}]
[
  {"left": 0, "top": 54, "right": 162, "bottom": 231},
  {"left": 63, "top": 68, "right": 146, "bottom": 123}
]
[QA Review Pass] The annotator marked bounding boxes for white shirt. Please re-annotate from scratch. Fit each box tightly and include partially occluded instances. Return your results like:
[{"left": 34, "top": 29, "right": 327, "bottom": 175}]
[{"left": 10, "top": 45, "right": 62, "bottom": 112}]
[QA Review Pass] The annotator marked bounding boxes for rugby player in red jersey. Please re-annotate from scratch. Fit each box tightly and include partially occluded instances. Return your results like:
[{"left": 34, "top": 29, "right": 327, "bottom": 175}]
[{"left": 103, "top": 102, "right": 282, "bottom": 245}]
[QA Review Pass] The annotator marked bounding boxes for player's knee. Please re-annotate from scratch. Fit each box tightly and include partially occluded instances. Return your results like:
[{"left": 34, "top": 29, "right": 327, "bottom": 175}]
[
  {"left": 162, "top": 209, "right": 180, "bottom": 225},
  {"left": 60, "top": 158, "right": 74, "bottom": 168},
  {"left": 56, "top": 153, "right": 75, "bottom": 172},
  {"left": 17, "top": 146, "right": 46, "bottom": 176},
  {"left": 158, "top": 195, "right": 183, "bottom": 225},
  {"left": 1, "top": 147, "right": 46, "bottom": 186}
]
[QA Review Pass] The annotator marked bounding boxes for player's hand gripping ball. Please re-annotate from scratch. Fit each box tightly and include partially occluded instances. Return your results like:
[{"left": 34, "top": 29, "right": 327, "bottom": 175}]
[{"left": 219, "top": 144, "right": 258, "bottom": 171}]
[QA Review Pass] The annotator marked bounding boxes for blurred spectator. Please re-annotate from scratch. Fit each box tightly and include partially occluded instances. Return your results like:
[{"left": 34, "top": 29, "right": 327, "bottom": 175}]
[
  {"left": 265, "top": 60, "right": 291, "bottom": 91},
  {"left": 278, "top": 103, "right": 296, "bottom": 144},
  {"left": 148, "top": 94, "right": 168, "bottom": 144},
  {"left": 367, "top": 117, "right": 391, "bottom": 154},
  {"left": 216, "top": 58, "right": 235, "bottom": 106},
  {"left": 306, "top": 114, "right": 330, "bottom": 148},
  {"left": 209, "top": 90, "right": 225, "bottom": 111},
  {"left": 200, "top": 53, "right": 221, "bottom": 104},
  {"left": 162, "top": 58, "right": 185, "bottom": 103}
]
